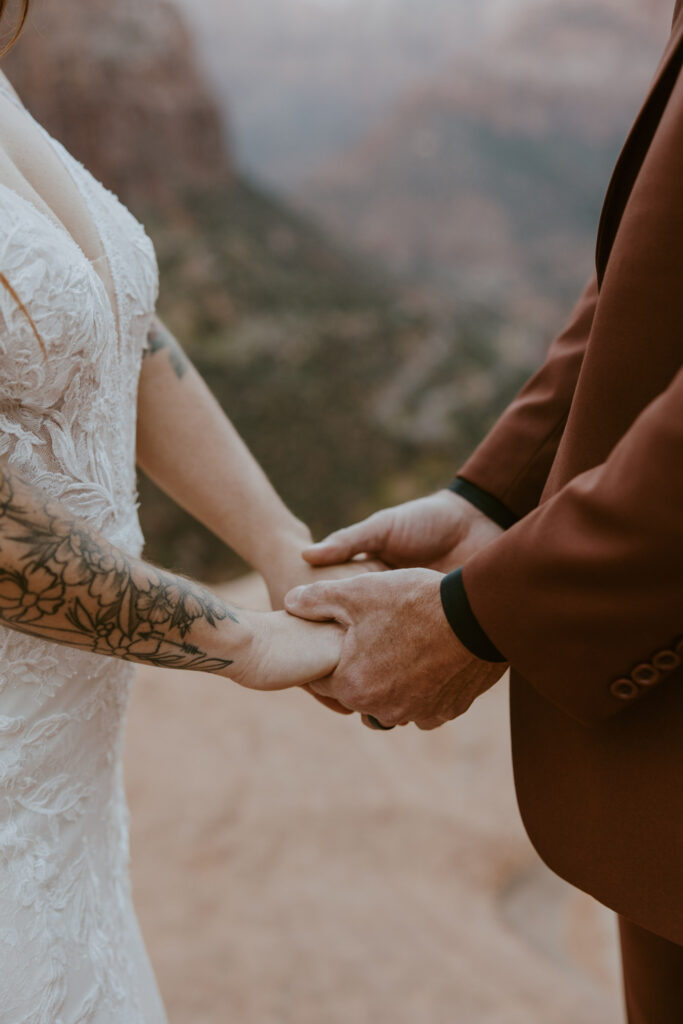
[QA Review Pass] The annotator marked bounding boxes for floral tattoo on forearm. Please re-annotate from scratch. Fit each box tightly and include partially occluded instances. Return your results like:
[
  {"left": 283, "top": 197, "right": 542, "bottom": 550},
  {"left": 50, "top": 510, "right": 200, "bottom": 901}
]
[
  {"left": 0, "top": 465, "right": 237, "bottom": 672},
  {"left": 145, "top": 319, "right": 190, "bottom": 380}
]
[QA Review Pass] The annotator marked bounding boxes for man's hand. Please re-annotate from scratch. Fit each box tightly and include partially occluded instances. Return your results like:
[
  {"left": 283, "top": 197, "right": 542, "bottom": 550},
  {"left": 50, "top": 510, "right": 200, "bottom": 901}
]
[
  {"left": 285, "top": 569, "right": 507, "bottom": 729},
  {"left": 302, "top": 490, "right": 503, "bottom": 574}
]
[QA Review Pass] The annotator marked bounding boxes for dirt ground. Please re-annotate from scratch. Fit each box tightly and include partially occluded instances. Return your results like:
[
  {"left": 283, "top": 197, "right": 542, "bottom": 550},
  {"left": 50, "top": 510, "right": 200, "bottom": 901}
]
[{"left": 125, "top": 574, "right": 624, "bottom": 1024}]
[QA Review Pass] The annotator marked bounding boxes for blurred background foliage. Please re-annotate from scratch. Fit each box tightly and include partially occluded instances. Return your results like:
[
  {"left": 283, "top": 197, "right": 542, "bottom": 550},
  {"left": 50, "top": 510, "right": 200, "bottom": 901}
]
[{"left": 1, "top": 0, "right": 671, "bottom": 579}]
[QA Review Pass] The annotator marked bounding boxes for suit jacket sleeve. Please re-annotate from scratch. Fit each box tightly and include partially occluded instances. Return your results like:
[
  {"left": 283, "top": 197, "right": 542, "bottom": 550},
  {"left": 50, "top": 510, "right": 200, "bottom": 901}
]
[
  {"left": 456, "top": 275, "right": 598, "bottom": 519},
  {"left": 460, "top": 362, "right": 683, "bottom": 725}
]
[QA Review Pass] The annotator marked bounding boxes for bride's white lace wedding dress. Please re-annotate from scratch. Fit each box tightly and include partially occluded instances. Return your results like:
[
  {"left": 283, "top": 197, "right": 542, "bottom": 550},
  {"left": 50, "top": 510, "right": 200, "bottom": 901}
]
[{"left": 0, "top": 75, "right": 168, "bottom": 1022}]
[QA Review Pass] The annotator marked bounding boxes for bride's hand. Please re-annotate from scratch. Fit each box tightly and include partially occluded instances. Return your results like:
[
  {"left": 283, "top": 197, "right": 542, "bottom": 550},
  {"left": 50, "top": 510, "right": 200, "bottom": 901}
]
[
  {"left": 263, "top": 541, "right": 385, "bottom": 611},
  {"left": 222, "top": 609, "right": 345, "bottom": 692}
]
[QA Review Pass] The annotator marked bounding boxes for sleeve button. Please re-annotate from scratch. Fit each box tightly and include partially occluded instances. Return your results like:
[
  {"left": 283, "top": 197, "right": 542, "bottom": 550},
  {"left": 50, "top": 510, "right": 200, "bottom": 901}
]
[
  {"left": 610, "top": 678, "right": 640, "bottom": 700},
  {"left": 631, "top": 663, "right": 660, "bottom": 687},
  {"left": 653, "top": 650, "right": 681, "bottom": 673}
]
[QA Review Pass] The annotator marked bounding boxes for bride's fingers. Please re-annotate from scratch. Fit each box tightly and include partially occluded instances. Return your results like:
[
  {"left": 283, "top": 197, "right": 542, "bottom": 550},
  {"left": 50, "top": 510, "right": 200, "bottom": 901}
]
[
  {"left": 284, "top": 581, "right": 352, "bottom": 625},
  {"left": 301, "top": 683, "right": 354, "bottom": 716},
  {"left": 307, "top": 676, "right": 345, "bottom": 702}
]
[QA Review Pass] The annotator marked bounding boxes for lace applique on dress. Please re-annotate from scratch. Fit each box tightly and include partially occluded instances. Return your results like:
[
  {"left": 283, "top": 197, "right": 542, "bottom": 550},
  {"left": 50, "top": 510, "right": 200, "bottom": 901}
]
[{"left": 0, "top": 78, "right": 168, "bottom": 1024}]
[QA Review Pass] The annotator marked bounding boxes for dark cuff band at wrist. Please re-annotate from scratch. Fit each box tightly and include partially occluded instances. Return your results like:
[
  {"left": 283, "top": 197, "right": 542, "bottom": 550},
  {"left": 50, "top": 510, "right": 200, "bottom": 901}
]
[
  {"left": 440, "top": 568, "right": 506, "bottom": 663},
  {"left": 448, "top": 477, "right": 519, "bottom": 531}
]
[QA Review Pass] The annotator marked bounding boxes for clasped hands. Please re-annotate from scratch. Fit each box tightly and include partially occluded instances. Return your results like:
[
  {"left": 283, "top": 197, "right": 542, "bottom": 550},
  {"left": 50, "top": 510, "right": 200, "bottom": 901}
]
[{"left": 276, "top": 490, "right": 508, "bottom": 731}]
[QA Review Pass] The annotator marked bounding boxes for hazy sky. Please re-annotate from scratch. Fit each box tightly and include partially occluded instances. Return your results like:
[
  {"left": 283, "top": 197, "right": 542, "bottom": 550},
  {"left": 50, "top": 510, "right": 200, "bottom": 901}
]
[{"left": 178, "top": 0, "right": 670, "bottom": 184}]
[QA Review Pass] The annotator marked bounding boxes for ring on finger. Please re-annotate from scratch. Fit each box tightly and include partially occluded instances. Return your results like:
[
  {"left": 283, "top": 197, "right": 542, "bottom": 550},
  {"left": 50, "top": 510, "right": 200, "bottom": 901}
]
[{"left": 367, "top": 715, "right": 396, "bottom": 731}]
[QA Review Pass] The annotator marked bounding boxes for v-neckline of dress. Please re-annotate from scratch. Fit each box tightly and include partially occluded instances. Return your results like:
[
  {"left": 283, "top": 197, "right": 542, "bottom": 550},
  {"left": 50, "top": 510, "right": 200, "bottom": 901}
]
[{"left": 0, "top": 74, "right": 123, "bottom": 349}]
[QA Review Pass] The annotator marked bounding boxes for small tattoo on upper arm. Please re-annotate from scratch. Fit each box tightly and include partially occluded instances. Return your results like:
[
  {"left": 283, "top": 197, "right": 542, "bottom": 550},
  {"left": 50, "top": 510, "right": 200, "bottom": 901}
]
[{"left": 146, "top": 321, "right": 190, "bottom": 380}]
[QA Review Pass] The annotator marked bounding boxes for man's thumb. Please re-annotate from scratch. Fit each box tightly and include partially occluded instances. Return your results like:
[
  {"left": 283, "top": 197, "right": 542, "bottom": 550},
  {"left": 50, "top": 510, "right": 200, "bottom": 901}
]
[{"left": 303, "top": 519, "right": 384, "bottom": 566}]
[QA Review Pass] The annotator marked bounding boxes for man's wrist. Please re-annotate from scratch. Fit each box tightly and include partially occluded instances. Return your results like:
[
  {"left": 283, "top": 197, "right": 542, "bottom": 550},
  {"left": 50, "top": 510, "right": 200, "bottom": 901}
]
[
  {"left": 440, "top": 568, "right": 506, "bottom": 663},
  {"left": 448, "top": 477, "right": 518, "bottom": 531}
]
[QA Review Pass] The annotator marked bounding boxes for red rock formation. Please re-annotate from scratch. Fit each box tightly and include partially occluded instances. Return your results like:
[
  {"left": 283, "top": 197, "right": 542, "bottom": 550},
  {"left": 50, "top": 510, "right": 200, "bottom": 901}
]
[{"left": 2, "top": 0, "right": 233, "bottom": 209}]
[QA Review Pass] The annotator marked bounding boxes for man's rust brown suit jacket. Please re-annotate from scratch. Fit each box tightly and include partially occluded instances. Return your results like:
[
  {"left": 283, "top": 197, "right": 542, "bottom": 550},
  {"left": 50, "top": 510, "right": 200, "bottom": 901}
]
[{"left": 446, "top": 2, "right": 683, "bottom": 943}]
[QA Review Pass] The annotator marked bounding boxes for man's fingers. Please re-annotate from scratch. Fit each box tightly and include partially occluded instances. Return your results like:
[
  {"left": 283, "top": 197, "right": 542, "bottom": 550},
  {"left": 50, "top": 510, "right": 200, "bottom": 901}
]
[
  {"left": 303, "top": 516, "right": 389, "bottom": 566},
  {"left": 284, "top": 581, "right": 352, "bottom": 624}
]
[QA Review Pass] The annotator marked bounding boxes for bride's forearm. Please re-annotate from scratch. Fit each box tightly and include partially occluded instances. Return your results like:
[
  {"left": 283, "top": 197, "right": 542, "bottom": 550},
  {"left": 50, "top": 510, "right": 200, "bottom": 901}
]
[
  {"left": 136, "top": 317, "right": 311, "bottom": 573},
  {"left": 0, "top": 459, "right": 252, "bottom": 675}
]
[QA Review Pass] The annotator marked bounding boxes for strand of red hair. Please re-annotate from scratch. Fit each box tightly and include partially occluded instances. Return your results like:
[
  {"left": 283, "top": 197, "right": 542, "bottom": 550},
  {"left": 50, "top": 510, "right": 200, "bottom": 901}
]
[{"left": 0, "top": 0, "right": 30, "bottom": 59}]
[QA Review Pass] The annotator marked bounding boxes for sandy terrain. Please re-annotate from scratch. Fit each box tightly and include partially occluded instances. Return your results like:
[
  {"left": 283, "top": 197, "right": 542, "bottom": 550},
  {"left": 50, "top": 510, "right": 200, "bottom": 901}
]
[{"left": 125, "top": 574, "right": 624, "bottom": 1024}]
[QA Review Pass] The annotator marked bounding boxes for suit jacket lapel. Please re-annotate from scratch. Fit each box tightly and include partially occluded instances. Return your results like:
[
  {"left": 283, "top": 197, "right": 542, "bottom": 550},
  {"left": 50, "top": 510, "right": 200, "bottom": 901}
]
[{"left": 595, "top": 14, "right": 683, "bottom": 288}]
